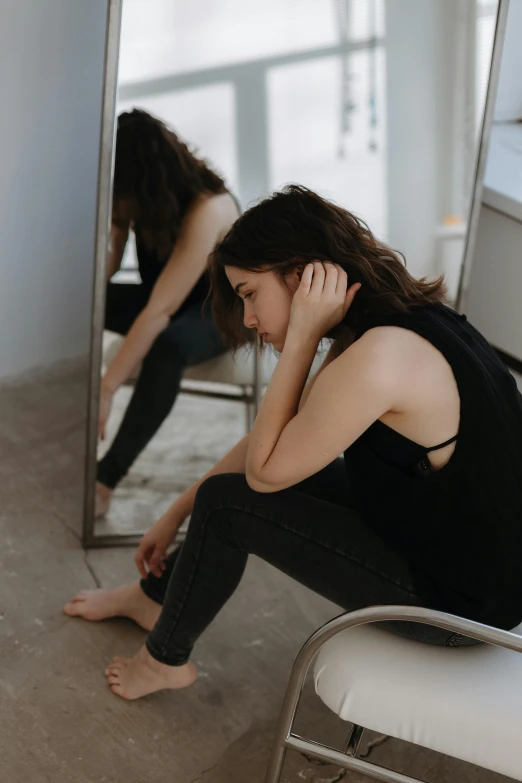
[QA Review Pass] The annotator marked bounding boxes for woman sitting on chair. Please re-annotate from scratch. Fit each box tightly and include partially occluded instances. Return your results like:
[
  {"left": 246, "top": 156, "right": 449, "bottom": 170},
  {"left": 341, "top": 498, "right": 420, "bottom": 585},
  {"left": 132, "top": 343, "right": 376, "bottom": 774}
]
[
  {"left": 96, "top": 109, "right": 240, "bottom": 517},
  {"left": 66, "top": 185, "right": 522, "bottom": 700}
]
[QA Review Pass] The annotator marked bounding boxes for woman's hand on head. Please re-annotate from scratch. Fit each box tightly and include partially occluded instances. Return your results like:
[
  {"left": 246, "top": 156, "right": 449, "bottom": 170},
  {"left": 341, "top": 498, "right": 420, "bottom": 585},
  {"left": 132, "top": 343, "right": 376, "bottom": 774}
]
[{"left": 289, "top": 261, "right": 360, "bottom": 344}]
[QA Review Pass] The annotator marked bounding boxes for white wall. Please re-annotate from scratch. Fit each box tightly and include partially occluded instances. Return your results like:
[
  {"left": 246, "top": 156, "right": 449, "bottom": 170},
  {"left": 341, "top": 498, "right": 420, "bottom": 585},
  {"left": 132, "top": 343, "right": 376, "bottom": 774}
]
[
  {"left": 385, "top": 0, "right": 472, "bottom": 280},
  {"left": 0, "top": 0, "right": 108, "bottom": 380}
]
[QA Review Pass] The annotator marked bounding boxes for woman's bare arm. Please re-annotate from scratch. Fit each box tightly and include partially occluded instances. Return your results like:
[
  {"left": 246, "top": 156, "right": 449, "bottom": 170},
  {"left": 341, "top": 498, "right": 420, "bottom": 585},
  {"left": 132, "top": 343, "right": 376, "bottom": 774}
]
[
  {"left": 158, "top": 342, "right": 338, "bottom": 523},
  {"left": 160, "top": 343, "right": 339, "bottom": 520},
  {"left": 162, "top": 341, "right": 334, "bottom": 516},
  {"left": 298, "top": 341, "right": 341, "bottom": 412}
]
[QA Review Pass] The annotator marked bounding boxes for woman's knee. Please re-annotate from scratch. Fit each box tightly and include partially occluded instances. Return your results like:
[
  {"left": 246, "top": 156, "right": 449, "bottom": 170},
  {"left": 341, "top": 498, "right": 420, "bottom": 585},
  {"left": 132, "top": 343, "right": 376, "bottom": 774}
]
[
  {"left": 194, "top": 473, "right": 250, "bottom": 512},
  {"left": 188, "top": 474, "right": 252, "bottom": 547}
]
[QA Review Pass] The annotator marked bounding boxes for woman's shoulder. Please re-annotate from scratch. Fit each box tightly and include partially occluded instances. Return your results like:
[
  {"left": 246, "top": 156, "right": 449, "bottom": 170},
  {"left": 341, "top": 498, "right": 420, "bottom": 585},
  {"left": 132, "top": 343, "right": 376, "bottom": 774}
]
[
  {"left": 320, "top": 323, "right": 457, "bottom": 428},
  {"left": 176, "top": 190, "right": 238, "bottom": 241},
  {"left": 354, "top": 322, "right": 426, "bottom": 354},
  {"left": 185, "top": 191, "right": 239, "bottom": 237},
  {"left": 193, "top": 189, "right": 239, "bottom": 215},
  {"left": 352, "top": 303, "right": 454, "bottom": 353},
  {"left": 337, "top": 323, "right": 442, "bottom": 389}
]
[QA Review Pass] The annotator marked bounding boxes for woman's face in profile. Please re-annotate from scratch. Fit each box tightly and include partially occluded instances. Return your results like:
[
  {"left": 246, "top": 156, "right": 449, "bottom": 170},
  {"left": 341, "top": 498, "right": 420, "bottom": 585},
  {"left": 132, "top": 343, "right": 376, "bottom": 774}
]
[{"left": 225, "top": 266, "right": 301, "bottom": 353}]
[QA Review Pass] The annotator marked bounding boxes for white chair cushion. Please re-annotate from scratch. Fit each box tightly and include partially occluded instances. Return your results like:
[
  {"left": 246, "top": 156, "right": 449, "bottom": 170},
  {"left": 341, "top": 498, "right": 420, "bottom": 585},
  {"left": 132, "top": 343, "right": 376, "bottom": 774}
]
[
  {"left": 102, "top": 331, "right": 327, "bottom": 388},
  {"left": 313, "top": 621, "right": 522, "bottom": 781}
]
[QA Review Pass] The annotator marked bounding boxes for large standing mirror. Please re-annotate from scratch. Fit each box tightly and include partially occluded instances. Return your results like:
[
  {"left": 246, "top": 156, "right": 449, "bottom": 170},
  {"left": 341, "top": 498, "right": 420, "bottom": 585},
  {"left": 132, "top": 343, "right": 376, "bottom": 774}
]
[{"left": 83, "top": 0, "right": 507, "bottom": 547}]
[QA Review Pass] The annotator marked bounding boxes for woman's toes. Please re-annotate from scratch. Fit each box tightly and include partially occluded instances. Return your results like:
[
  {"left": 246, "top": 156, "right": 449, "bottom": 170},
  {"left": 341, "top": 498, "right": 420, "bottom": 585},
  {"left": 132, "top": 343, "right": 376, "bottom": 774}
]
[
  {"left": 112, "top": 656, "right": 131, "bottom": 667},
  {"left": 63, "top": 593, "right": 88, "bottom": 614},
  {"left": 110, "top": 684, "right": 127, "bottom": 698}
]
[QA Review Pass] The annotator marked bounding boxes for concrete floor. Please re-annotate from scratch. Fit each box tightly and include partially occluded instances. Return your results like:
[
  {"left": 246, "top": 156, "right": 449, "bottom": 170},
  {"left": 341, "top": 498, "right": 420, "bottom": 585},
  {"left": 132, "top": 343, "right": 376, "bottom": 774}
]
[{"left": 0, "top": 360, "right": 513, "bottom": 782}]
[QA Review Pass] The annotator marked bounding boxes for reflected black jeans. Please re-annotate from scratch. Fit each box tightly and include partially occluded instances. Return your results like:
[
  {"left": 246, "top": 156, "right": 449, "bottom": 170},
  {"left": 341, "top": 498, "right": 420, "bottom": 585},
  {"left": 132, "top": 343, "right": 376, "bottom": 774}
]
[
  {"left": 97, "top": 282, "right": 227, "bottom": 490},
  {"left": 141, "top": 458, "right": 479, "bottom": 666}
]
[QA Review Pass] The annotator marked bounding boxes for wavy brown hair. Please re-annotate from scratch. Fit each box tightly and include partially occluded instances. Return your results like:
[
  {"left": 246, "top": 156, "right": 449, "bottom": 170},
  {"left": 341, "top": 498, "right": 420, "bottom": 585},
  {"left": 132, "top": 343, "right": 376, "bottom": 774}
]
[
  {"left": 112, "top": 109, "right": 228, "bottom": 260},
  {"left": 208, "top": 184, "right": 448, "bottom": 350}
]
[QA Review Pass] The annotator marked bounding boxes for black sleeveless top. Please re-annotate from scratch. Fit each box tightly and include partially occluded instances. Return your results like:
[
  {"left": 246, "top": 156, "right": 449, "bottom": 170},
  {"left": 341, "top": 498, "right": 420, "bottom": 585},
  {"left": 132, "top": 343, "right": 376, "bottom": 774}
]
[
  {"left": 135, "top": 234, "right": 210, "bottom": 316},
  {"left": 344, "top": 302, "right": 522, "bottom": 630},
  {"left": 134, "top": 190, "right": 241, "bottom": 317}
]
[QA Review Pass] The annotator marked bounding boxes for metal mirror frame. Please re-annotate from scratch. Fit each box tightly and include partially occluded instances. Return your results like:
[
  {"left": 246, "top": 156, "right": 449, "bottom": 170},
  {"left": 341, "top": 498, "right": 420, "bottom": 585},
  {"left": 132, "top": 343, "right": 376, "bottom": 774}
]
[{"left": 83, "top": 0, "right": 123, "bottom": 549}]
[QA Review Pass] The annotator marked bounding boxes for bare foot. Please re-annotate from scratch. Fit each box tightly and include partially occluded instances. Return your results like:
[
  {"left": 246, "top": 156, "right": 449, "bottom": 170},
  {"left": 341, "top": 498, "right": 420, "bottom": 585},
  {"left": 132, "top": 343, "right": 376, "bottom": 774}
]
[
  {"left": 63, "top": 581, "right": 161, "bottom": 631},
  {"left": 105, "top": 645, "right": 197, "bottom": 700},
  {"left": 95, "top": 481, "right": 112, "bottom": 519}
]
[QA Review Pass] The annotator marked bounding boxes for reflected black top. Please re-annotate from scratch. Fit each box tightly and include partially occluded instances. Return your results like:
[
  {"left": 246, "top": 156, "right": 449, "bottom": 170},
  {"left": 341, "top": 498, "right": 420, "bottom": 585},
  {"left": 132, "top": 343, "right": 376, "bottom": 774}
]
[
  {"left": 135, "top": 234, "right": 210, "bottom": 316},
  {"left": 134, "top": 190, "right": 241, "bottom": 317},
  {"left": 344, "top": 302, "right": 522, "bottom": 630}
]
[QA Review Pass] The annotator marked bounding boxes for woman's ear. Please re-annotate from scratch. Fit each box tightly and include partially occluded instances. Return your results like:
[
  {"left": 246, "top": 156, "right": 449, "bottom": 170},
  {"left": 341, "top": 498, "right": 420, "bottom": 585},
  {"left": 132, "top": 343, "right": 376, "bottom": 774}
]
[
  {"left": 287, "top": 265, "right": 305, "bottom": 292},
  {"left": 283, "top": 264, "right": 305, "bottom": 294}
]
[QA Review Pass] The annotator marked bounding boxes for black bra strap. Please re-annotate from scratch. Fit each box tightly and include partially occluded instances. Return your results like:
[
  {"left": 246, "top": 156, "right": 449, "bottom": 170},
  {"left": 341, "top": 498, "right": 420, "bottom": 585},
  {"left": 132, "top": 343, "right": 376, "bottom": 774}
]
[{"left": 426, "top": 434, "right": 459, "bottom": 453}]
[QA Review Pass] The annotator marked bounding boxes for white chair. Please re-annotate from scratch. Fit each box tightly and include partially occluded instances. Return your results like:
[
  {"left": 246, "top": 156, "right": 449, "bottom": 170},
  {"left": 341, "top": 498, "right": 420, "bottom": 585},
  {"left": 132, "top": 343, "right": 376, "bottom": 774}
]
[{"left": 265, "top": 605, "right": 522, "bottom": 783}]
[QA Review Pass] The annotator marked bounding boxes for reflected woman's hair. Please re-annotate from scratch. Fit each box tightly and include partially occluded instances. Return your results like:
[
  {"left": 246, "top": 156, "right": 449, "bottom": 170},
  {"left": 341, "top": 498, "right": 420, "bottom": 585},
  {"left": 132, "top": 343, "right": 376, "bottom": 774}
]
[
  {"left": 112, "top": 108, "right": 227, "bottom": 258},
  {"left": 208, "top": 184, "right": 448, "bottom": 350}
]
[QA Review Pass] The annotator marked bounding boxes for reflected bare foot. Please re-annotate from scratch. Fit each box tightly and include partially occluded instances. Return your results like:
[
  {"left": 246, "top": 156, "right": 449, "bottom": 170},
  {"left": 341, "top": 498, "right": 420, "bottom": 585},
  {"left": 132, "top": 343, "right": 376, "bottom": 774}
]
[
  {"left": 105, "top": 645, "right": 197, "bottom": 700},
  {"left": 95, "top": 481, "right": 112, "bottom": 519},
  {"left": 63, "top": 581, "right": 161, "bottom": 631}
]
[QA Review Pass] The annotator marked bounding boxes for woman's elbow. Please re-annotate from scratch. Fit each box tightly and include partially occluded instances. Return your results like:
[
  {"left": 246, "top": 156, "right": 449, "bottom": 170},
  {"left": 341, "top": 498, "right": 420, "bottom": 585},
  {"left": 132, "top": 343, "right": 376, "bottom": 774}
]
[{"left": 245, "top": 470, "right": 278, "bottom": 493}]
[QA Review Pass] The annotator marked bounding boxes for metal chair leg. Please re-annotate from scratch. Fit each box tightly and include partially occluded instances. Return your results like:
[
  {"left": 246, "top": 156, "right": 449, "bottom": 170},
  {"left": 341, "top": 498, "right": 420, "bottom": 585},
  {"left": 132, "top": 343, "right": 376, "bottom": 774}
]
[
  {"left": 264, "top": 643, "right": 313, "bottom": 782},
  {"left": 253, "top": 341, "right": 263, "bottom": 411},
  {"left": 264, "top": 677, "right": 364, "bottom": 781},
  {"left": 343, "top": 723, "right": 365, "bottom": 756},
  {"left": 245, "top": 342, "right": 264, "bottom": 432},
  {"left": 245, "top": 394, "right": 256, "bottom": 431}
]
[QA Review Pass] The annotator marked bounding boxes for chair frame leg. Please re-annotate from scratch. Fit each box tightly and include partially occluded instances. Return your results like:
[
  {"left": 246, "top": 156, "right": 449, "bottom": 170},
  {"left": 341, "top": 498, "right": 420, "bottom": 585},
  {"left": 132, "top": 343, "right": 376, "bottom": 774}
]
[
  {"left": 245, "top": 394, "right": 256, "bottom": 431},
  {"left": 264, "top": 604, "right": 522, "bottom": 783},
  {"left": 343, "top": 723, "right": 365, "bottom": 755},
  {"left": 245, "top": 342, "right": 263, "bottom": 432}
]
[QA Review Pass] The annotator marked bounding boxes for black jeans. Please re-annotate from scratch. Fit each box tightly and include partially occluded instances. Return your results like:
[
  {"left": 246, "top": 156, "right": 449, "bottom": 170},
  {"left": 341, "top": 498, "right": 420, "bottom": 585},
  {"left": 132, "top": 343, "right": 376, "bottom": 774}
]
[
  {"left": 142, "top": 459, "right": 479, "bottom": 665},
  {"left": 97, "top": 282, "right": 227, "bottom": 489}
]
